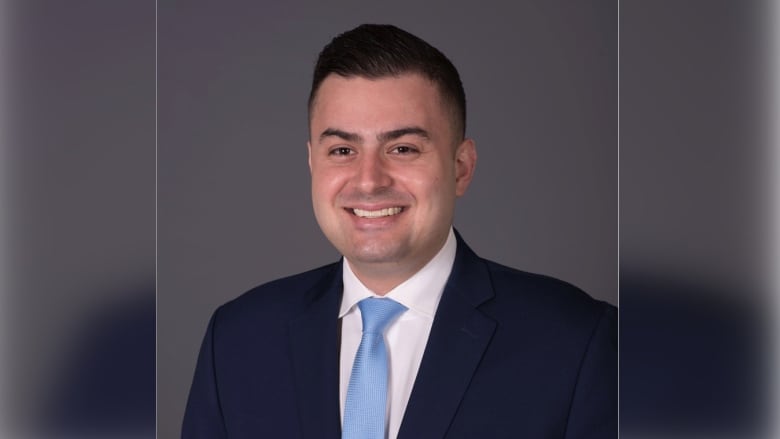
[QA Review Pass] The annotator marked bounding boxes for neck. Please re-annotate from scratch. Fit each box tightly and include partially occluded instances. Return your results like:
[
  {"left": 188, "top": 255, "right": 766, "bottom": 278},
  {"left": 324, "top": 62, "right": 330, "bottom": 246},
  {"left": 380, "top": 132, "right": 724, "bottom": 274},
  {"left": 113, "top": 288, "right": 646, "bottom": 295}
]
[
  {"left": 347, "top": 260, "right": 427, "bottom": 295},
  {"left": 346, "top": 230, "right": 452, "bottom": 295}
]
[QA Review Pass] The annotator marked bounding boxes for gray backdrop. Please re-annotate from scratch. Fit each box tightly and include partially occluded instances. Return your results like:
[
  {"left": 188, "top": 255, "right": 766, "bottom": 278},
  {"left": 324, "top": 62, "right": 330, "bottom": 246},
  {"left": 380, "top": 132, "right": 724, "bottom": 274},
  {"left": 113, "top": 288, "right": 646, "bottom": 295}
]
[{"left": 158, "top": 1, "right": 616, "bottom": 436}]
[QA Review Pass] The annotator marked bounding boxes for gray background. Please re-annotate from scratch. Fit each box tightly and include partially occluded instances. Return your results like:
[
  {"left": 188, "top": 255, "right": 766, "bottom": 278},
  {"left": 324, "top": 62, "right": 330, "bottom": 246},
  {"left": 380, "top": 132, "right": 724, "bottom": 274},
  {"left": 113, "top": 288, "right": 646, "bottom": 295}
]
[{"left": 158, "top": 1, "right": 616, "bottom": 436}]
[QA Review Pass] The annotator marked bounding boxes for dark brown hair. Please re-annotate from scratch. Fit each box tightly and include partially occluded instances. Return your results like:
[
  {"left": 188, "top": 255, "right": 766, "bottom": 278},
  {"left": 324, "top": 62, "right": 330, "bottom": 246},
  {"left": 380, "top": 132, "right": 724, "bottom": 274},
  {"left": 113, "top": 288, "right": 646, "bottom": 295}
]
[{"left": 309, "top": 24, "right": 466, "bottom": 139}]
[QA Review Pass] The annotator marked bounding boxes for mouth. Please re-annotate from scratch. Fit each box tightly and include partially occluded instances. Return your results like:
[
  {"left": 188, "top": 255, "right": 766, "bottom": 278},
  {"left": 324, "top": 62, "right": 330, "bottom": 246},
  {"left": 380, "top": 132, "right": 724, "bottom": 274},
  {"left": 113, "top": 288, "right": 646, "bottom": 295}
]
[{"left": 349, "top": 207, "right": 404, "bottom": 218}]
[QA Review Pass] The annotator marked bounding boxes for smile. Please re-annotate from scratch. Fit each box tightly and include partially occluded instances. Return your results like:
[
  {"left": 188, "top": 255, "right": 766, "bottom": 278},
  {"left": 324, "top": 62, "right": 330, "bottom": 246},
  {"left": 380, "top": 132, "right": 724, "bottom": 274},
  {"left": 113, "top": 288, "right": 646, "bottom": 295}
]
[{"left": 351, "top": 207, "right": 404, "bottom": 218}]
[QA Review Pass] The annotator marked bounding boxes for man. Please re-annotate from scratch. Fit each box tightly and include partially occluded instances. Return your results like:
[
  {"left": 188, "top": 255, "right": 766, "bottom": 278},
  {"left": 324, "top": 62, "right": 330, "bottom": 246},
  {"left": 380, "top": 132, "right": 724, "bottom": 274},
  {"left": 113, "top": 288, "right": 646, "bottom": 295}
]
[{"left": 183, "top": 24, "right": 616, "bottom": 438}]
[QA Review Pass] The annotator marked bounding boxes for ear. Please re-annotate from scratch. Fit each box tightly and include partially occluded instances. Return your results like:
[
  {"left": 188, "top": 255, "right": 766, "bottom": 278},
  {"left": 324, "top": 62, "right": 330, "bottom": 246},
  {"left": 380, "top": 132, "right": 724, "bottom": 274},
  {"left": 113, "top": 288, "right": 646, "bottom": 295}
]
[
  {"left": 307, "top": 140, "right": 313, "bottom": 173},
  {"left": 454, "top": 138, "right": 477, "bottom": 197}
]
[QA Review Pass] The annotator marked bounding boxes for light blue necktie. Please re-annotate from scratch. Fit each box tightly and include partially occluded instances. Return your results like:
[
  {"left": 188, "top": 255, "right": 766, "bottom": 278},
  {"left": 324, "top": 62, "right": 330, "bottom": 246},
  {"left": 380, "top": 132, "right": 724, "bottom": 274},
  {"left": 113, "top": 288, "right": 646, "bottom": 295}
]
[{"left": 343, "top": 298, "right": 407, "bottom": 439}]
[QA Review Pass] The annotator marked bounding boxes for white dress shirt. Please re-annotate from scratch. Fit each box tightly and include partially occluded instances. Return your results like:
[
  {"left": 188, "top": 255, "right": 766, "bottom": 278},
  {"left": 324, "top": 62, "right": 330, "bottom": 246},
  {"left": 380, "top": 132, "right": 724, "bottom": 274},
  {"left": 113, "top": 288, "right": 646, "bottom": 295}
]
[{"left": 338, "top": 228, "right": 457, "bottom": 439}]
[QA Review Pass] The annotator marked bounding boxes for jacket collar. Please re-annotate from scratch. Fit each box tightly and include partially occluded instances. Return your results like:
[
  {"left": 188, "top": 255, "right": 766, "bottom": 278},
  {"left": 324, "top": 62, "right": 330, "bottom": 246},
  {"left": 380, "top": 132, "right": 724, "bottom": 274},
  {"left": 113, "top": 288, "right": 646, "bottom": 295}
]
[
  {"left": 287, "top": 261, "right": 343, "bottom": 439},
  {"left": 397, "top": 230, "right": 497, "bottom": 438}
]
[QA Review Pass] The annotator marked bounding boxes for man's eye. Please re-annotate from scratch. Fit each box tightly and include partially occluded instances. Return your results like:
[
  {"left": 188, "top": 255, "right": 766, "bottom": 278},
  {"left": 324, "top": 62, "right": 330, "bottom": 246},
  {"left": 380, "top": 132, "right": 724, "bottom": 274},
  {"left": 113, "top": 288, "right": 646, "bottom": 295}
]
[
  {"left": 329, "top": 147, "right": 353, "bottom": 156},
  {"left": 391, "top": 145, "right": 418, "bottom": 155}
]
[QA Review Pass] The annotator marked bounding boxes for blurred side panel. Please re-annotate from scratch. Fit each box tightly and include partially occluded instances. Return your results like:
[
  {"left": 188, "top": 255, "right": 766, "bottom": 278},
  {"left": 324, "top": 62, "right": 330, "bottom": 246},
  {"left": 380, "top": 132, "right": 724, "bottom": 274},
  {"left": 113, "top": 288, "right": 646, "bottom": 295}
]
[
  {"left": 0, "top": 0, "right": 9, "bottom": 433},
  {"left": 2, "top": 1, "right": 155, "bottom": 438},
  {"left": 620, "top": 1, "right": 774, "bottom": 438},
  {"left": 771, "top": 0, "right": 780, "bottom": 436}
]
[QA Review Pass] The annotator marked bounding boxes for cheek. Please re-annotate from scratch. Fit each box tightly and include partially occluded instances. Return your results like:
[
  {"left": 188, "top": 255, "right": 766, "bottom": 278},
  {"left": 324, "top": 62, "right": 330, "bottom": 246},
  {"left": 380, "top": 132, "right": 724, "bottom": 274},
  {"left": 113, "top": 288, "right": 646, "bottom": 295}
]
[
  {"left": 420, "top": 165, "right": 458, "bottom": 212},
  {"left": 311, "top": 168, "right": 347, "bottom": 207},
  {"left": 415, "top": 161, "right": 455, "bottom": 192},
  {"left": 406, "top": 173, "right": 452, "bottom": 209},
  {"left": 310, "top": 170, "right": 330, "bottom": 207}
]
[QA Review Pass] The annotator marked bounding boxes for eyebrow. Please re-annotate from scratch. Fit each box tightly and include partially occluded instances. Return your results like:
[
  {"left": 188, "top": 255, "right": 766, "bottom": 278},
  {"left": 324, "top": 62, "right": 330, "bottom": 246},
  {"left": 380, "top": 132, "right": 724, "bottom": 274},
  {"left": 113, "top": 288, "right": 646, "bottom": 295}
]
[
  {"left": 319, "top": 128, "right": 361, "bottom": 143},
  {"left": 378, "top": 126, "right": 430, "bottom": 143},
  {"left": 318, "top": 126, "right": 430, "bottom": 144}
]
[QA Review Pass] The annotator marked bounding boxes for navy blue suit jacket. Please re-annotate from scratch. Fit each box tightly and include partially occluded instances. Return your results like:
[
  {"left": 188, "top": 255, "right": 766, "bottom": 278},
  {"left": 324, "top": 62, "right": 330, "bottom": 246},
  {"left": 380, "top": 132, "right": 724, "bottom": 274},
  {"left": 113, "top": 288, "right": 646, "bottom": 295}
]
[{"left": 183, "top": 234, "right": 617, "bottom": 438}]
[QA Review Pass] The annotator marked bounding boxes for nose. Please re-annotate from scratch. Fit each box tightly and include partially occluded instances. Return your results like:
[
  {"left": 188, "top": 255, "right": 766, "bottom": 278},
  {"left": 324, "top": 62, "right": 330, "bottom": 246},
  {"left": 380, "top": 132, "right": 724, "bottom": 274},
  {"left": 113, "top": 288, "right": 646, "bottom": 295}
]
[{"left": 354, "top": 151, "right": 393, "bottom": 192}]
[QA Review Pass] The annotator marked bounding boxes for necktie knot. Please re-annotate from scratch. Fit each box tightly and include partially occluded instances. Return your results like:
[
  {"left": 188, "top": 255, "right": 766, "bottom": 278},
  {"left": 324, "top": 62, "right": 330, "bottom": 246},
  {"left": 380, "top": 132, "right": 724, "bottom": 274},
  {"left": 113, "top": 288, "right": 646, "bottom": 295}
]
[{"left": 358, "top": 297, "right": 407, "bottom": 334}]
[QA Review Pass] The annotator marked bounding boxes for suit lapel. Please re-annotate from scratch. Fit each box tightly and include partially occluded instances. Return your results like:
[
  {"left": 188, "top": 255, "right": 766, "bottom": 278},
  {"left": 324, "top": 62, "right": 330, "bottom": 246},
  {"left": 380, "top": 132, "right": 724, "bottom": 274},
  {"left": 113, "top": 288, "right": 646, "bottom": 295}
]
[
  {"left": 288, "top": 262, "right": 343, "bottom": 439},
  {"left": 398, "top": 235, "right": 497, "bottom": 439}
]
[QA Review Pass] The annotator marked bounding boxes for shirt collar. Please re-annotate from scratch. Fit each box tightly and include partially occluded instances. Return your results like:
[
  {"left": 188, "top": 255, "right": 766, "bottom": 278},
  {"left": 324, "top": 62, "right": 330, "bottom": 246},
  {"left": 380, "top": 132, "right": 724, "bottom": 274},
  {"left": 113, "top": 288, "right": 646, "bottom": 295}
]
[{"left": 339, "top": 228, "right": 457, "bottom": 319}]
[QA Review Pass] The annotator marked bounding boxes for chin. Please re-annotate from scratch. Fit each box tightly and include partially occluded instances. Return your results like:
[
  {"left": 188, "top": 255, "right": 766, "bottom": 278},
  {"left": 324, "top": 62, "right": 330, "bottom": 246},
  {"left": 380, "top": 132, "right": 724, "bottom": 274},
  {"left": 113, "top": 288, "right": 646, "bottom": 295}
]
[{"left": 345, "top": 242, "right": 406, "bottom": 265}]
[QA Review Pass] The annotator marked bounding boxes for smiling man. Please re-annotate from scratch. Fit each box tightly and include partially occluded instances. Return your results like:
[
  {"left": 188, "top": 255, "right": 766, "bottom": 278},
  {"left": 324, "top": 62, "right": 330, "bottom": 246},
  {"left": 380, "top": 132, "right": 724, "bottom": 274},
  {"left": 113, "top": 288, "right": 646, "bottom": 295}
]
[
  {"left": 183, "top": 24, "right": 616, "bottom": 439},
  {"left": 309, "top": 73, "right": 475, "bottom": 294}
]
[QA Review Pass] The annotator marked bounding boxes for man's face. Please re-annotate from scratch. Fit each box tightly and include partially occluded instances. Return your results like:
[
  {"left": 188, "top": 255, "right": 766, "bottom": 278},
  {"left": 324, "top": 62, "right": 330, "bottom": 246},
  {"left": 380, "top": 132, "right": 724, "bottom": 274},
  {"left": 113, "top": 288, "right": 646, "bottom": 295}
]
[{"left": 308, "top": 73, "right": 476, "bottom": 282}]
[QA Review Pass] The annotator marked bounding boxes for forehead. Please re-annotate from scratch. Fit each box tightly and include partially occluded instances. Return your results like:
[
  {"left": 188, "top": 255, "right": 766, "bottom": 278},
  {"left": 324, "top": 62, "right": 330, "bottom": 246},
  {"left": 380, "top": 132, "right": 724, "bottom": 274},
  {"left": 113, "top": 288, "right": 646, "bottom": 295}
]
[{"left": 310, "top": 74, "right": 450, "bottom": 134}]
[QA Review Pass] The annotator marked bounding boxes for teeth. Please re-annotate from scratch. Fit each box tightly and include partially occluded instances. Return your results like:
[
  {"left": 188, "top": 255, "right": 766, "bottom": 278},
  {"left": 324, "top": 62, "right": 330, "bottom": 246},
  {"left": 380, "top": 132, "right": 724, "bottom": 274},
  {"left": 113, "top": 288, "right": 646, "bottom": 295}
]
[{"left": 352, "top": 207, "right": 403, "bottom": 218}]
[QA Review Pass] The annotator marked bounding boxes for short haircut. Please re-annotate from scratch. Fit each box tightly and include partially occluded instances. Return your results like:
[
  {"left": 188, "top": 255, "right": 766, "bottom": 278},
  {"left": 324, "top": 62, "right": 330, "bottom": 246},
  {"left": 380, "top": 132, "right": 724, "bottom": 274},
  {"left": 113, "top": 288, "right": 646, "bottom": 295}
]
[{"left": 308, "top": 24, "right": 467, "bottom": 140}]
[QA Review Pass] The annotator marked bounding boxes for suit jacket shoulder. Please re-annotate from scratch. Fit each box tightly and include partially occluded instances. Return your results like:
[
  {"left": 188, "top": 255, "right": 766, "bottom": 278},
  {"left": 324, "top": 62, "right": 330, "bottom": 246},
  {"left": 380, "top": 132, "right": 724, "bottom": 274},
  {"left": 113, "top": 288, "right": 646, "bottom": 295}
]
[
  {"left": 481, "top": 258, "right": 615, "bottom": 339},
  {"left": 215, "top": 261, "right": 341, "bottom": 329},
  {"left": 397, "top": 240, "right": 616, "bottom": 438},
  {"left": 182, "top": 261, "right": 344, "bottom": 439}
]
